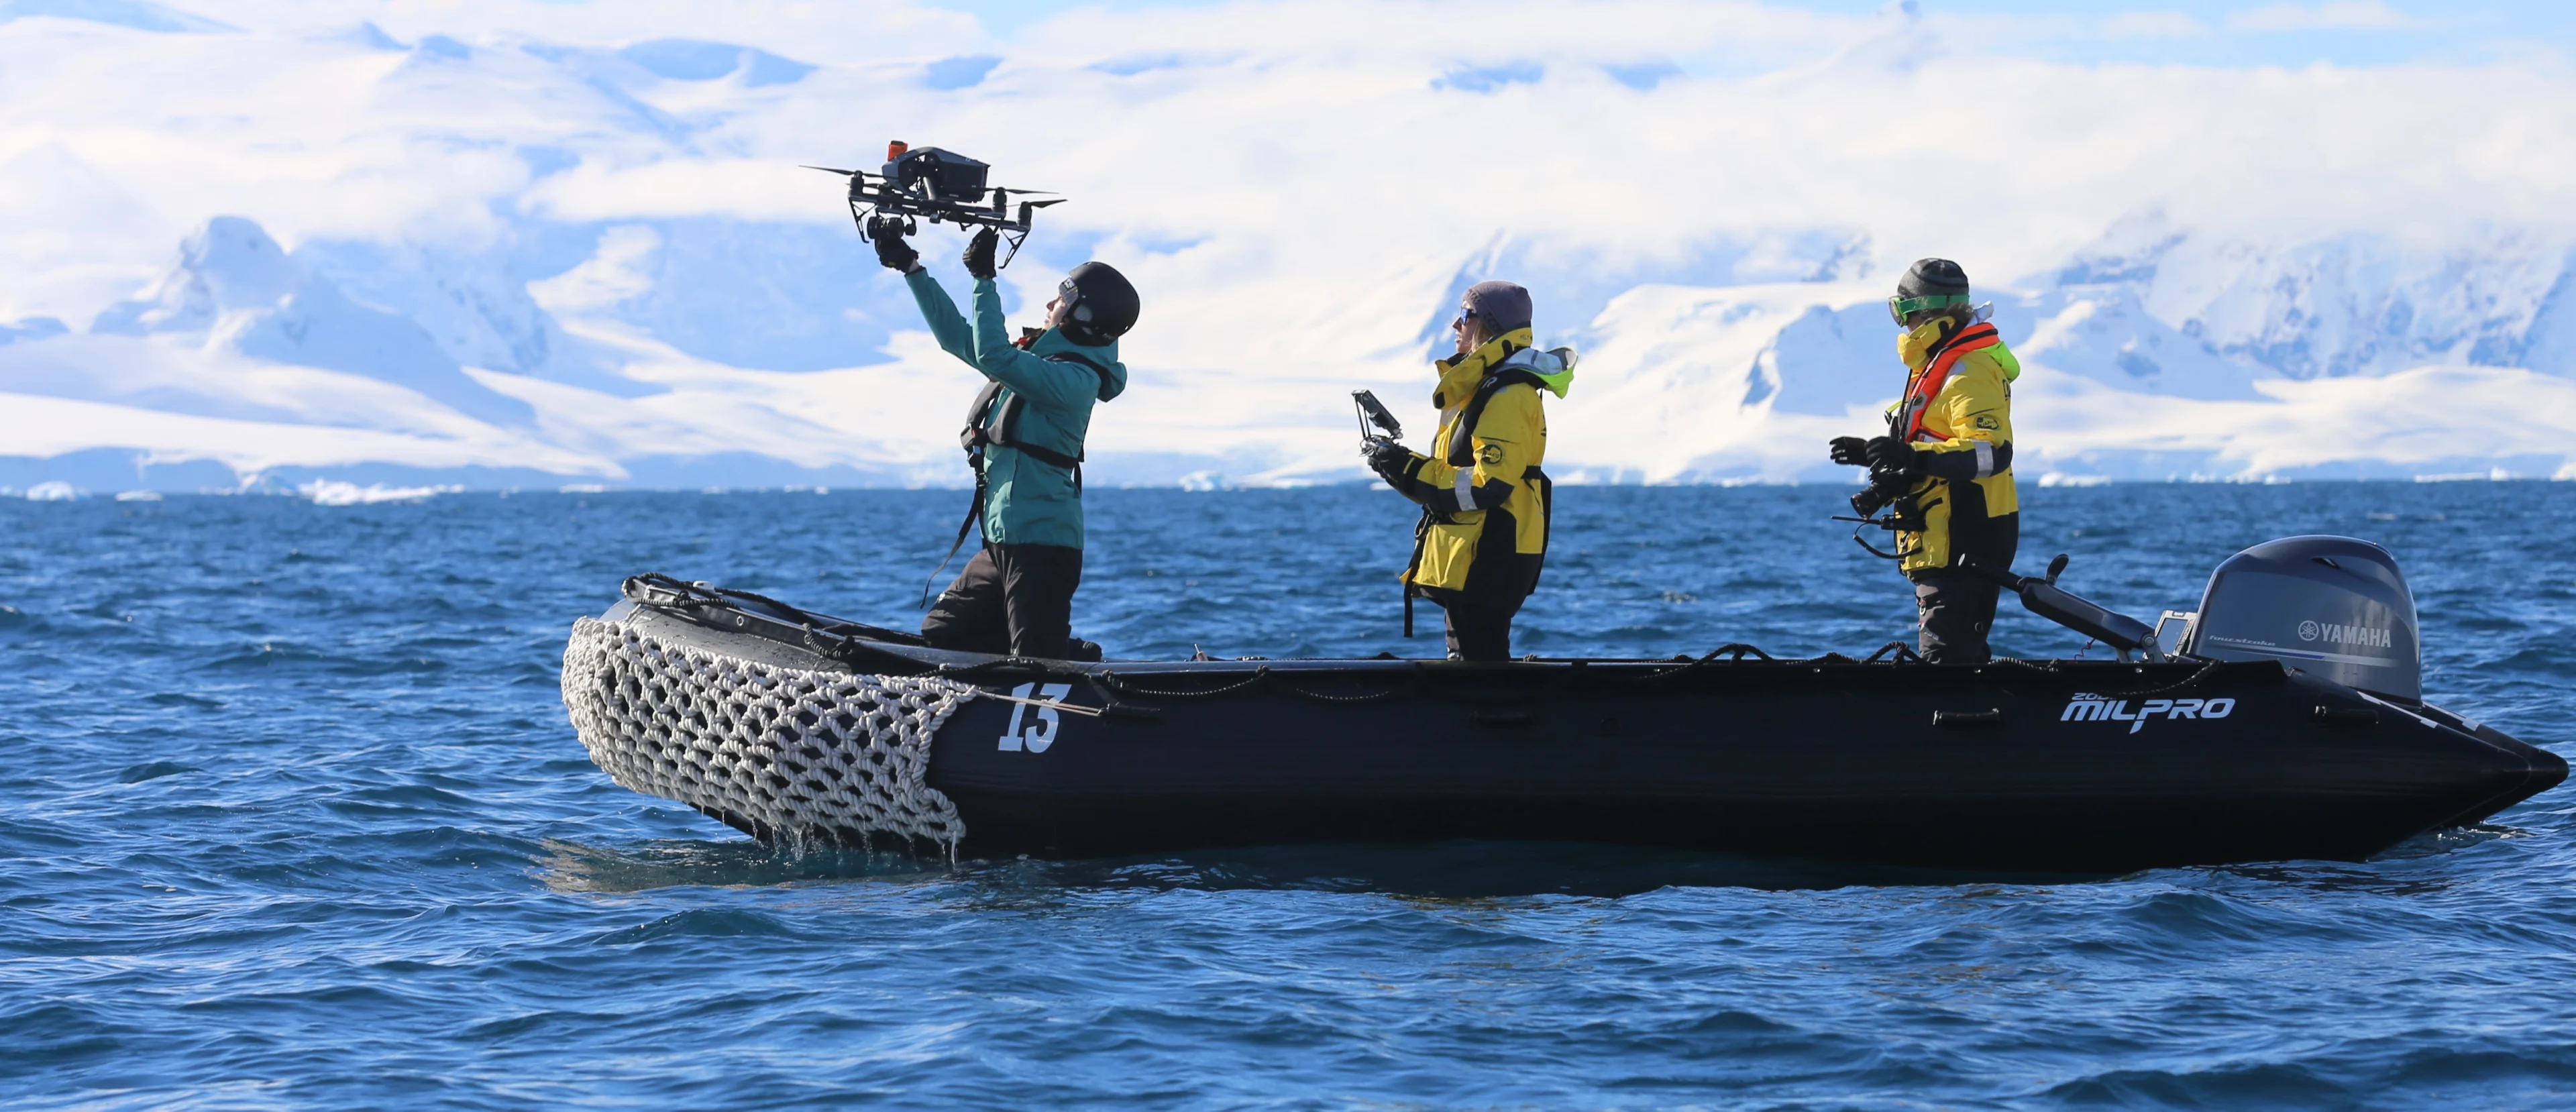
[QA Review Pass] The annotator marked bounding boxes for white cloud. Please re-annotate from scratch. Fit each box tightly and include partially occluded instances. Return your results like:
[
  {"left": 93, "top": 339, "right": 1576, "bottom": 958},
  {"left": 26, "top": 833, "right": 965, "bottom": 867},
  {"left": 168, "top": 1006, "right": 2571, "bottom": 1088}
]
[
  {"left": 0, "top": 0, "right": 2568, "bottom": 486},
  {"left": 2226, "top": 1, "right": 2423, "bottom": 34},
  {"left": 2102, "top": 11, "right": 2212, "bottom": 39},
  {"left": 6, "top": 0, "right": 2561, "bottom": 307}
]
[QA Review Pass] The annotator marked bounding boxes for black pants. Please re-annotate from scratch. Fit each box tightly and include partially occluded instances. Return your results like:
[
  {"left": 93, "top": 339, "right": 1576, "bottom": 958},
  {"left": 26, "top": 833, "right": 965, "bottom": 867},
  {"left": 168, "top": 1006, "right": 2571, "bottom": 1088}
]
[
  {"left": 922, "top": 542, "right": 1082, "bottom": 659},
  {"left": 1440, "top": 598, "right": 1520, "bottom": 662},
  {"left": 1912, "top": 571, "right": 2000, "bottom": 665}
]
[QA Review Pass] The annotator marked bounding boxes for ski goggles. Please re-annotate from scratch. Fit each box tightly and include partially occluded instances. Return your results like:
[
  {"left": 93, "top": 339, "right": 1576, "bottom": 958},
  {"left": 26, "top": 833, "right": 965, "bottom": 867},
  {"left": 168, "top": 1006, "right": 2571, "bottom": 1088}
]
[
  {"left": 1887, "top": 292, "right": 1972, "bottom": 325},
  {"left": 1057, "top": 274, "right": 1098, "bottom": 329}
]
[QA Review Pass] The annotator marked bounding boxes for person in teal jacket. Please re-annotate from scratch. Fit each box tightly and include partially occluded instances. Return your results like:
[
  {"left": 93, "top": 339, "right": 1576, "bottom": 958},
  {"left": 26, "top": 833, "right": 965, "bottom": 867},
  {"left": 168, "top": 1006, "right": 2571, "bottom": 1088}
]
[{"left": 875, "top": 223, "right": 1138, "bottom": 661}]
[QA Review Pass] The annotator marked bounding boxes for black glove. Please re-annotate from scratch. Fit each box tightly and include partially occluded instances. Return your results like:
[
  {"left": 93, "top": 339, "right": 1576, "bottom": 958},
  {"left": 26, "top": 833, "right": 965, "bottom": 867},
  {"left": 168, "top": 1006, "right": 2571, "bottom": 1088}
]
[
  {"left": 1829, "top": 436, "right": 1868, "bottom": 467},
  {"left": 872, "top": 223, "right": 918, "bottom": 272},
  {"left": 1366, "top": 439, "right": 1415, "bottom": 484},
  {"left": 963, "top": 227, "right": 999, "bottom": 280},
  {"left": 1864, "top": 436, "right": 1918, "bottom": 475}
]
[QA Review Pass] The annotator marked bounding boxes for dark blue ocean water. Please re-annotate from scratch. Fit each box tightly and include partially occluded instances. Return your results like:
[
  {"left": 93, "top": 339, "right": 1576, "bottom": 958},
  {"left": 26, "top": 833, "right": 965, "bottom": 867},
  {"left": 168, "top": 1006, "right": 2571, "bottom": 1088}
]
[{"left": 4, "top": 482, "right": 2573, "bottom": 1109}]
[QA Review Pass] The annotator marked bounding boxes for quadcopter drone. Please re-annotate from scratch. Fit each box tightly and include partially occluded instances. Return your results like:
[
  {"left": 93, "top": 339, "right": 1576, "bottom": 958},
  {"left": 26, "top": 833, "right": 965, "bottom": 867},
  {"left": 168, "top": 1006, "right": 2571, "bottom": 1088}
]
[{"left": 805, "top": 142, "right": 1064, "bottom": 270}]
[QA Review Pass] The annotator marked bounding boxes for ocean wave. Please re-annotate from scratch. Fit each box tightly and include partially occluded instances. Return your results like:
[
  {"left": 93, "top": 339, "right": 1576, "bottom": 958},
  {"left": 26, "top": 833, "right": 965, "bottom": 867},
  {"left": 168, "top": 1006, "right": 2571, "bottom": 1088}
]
[{"left": 3, "top": 484, "right": 2572, "bottom": 1107}]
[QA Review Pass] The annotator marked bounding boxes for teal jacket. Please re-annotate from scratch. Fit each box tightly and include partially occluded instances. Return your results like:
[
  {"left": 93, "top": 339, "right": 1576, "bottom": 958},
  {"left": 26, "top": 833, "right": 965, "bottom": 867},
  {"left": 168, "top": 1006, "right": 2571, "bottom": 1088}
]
[{"left": 906, "top": 270, "right": 1128, "bottom": 549}]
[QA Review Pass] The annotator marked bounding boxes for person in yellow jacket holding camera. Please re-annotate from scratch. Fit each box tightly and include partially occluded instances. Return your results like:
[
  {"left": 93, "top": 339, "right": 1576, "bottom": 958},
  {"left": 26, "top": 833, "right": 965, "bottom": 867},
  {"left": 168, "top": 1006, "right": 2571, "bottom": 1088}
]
[
  {"left": 1829, "top": 258, "right": 2021, "bottom": 664},
  {"left": 1369, "top": 281, "right": 1575, "bottom": 661}
]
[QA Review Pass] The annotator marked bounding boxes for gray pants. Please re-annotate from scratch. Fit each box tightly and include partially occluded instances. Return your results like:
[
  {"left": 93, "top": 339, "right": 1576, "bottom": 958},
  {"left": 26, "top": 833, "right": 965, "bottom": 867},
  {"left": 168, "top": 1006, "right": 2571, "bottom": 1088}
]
[{"left": 1913, "top": 571, "right": 2000, "bottom": 665}]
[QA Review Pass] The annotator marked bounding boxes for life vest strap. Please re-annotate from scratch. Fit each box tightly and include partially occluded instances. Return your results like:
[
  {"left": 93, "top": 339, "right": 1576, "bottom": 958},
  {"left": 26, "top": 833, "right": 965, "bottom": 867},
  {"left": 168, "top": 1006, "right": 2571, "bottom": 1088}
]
[
  {"left": 957, "top": 352, "right": 1116, "bottom": 470},
  {"left": 929, "top": 351, "right": 1114, "bottom": 604},
  {"left": 1446, "top": 367, "right": 1550, "bottom": 466},
  {"left": 1898, "top": 322, "right": 2003, "bottom": 443}
]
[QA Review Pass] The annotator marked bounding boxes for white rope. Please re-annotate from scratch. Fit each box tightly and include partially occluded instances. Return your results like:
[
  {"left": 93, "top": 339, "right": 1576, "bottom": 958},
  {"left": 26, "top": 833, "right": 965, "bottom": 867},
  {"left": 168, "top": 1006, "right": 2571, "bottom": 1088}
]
[{"left": 559, "top": 616, "right": 976, "bottom": 857}]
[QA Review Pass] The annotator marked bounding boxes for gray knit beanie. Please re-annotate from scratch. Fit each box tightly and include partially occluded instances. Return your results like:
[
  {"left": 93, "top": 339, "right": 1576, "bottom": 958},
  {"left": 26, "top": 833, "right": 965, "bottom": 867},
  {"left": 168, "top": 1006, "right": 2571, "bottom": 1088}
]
[
  {"left": 1462, "top": 280, "right": 1534, "bottom": 333},
  {"left": 1897, "top": 259, "right": 1970, "bottom": 300}
]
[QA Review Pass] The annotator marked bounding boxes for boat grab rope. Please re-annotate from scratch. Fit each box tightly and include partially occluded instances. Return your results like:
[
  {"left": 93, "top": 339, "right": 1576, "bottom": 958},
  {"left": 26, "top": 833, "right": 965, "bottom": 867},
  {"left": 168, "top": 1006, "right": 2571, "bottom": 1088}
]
[
  {"left": 1862, "top": 641, "right": 1927, "bottom": 664},
  {"left": 1987, "top": 655, "right": 2227, "bottom": 697},
  {"left": 2092, "top": 657, "right": 2226, "bottom": 698},
  {"left": 1273, "top": 680, "right": 1407, "bottom": 704},
  {"left": 1619, "top": 643, "right": 1785, "bottom": 683},
  {"left": 1086, "top": 665, "right": 1405, "bottom": 706},
  {"left": 560, "top": 617, "right": 975, "bottom": 860},
  {"left": 1095, "top": 666, "right": 1274, "bottom": 700}
]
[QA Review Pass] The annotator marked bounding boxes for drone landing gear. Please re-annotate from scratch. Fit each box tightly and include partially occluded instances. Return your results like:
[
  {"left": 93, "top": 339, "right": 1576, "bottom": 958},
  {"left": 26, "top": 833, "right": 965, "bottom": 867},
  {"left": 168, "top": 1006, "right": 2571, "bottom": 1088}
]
[{"left": 994, "top": 227, "right": 1030, "bottom": 271}]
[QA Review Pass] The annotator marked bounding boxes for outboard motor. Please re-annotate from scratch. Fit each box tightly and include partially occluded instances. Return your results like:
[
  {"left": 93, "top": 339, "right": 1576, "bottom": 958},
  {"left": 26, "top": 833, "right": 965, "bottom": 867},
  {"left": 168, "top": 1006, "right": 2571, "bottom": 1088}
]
[{"left": 2182, "top": 536, "right": 2420, "bottom": 702}]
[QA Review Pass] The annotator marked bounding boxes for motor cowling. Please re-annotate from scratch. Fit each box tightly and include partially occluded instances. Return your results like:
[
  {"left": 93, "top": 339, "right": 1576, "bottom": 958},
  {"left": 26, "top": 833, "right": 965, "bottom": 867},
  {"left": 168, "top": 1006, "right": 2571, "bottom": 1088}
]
[{"left": 2184, "top": 535, "right": 2420, "bottom": 702}]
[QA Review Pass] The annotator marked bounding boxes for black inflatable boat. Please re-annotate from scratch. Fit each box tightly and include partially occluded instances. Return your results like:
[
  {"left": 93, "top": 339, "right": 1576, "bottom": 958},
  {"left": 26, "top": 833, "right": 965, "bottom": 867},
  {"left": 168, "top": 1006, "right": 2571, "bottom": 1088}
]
[{"left": 557, "top": 535, "right": 2562, "bottom": 872}]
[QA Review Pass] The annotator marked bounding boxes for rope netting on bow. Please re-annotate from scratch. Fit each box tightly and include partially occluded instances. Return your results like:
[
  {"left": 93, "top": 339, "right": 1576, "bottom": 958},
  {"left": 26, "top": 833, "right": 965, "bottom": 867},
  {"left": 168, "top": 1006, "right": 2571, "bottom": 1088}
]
[{"left": 559, "top": 617, "right": 977, "bottom": 857}]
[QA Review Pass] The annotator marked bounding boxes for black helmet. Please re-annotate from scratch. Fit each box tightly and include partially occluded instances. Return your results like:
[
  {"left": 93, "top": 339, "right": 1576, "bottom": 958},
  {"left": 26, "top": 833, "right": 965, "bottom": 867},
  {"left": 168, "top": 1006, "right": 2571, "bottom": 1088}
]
[
  {"left": 1058, "top": 262, "right": 1138, "bottom": 347},
  {"left": 1888, "top": 258, "right": 1972, "bottom": 325}
]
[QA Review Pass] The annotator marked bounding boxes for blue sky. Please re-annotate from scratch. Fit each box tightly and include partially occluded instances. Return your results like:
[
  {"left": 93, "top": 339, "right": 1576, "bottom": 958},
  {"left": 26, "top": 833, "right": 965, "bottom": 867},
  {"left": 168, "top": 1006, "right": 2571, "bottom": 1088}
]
[{"left": 926, "top": 0, "right": 2575, "bottom": 68}]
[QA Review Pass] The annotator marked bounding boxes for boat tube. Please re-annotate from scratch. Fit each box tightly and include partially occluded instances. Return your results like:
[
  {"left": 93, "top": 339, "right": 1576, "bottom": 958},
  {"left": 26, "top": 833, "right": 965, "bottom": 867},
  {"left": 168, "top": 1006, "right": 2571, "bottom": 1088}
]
[{"left": 557, "top": 536, "right": 2563, "bottom": 872}]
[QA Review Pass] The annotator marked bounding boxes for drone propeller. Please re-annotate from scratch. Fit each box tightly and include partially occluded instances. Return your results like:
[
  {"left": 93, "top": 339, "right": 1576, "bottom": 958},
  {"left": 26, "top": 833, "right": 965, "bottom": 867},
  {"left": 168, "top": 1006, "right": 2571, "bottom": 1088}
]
[{"left": 801, "top": 165, "right": 863, "bottom": 176}]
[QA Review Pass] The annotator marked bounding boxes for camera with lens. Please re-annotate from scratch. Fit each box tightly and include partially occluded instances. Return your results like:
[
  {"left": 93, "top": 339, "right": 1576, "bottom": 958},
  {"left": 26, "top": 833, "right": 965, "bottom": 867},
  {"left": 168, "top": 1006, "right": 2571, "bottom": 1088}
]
[
  {"left": 1849, "top": 467, "right": 1917, "bottom": 524},
  {"left": 1850, "top": 480, "right": 1894, "bottom": 520}
]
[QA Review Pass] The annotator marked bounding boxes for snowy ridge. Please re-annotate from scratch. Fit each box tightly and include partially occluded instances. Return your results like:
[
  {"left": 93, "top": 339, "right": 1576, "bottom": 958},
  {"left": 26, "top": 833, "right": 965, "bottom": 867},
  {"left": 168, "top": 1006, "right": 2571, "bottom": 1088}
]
[{"left": 2, "top": 1, "right": 2573, "bottom": 493}]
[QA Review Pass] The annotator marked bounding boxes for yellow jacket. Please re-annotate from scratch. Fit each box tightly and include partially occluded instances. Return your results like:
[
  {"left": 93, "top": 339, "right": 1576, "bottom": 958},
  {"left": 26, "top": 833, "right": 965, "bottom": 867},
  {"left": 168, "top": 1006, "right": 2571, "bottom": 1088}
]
[
  {"left": 1385, "top": 329, "right": 1573, "bottom": 605},
  {"left": 1892, "top": 318, "right": 2020, "bottom": 573}
]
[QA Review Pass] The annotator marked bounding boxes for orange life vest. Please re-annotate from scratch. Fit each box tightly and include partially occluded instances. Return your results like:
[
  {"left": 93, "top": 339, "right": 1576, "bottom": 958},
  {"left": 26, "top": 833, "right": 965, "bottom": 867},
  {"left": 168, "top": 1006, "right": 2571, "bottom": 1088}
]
[{"left": 1896, "top": 321, "right": 2003, "bottom": 443}]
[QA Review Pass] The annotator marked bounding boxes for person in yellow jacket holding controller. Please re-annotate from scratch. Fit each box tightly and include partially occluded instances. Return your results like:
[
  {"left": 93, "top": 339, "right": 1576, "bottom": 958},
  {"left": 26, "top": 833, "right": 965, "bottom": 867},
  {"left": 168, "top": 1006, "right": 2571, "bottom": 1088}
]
[
  {"left": 1369, "top": 281, "right": 1575, "bottom": 661},
  {"left": 1830, "top": 258, "right": 2021, "bottom": 664}
]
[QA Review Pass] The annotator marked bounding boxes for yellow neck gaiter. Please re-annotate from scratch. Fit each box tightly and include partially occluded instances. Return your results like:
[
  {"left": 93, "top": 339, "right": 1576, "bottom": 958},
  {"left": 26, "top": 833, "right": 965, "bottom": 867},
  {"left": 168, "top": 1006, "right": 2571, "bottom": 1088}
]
[
  {"left": 1434, "top": 328, "right": 1534, "bottom": 409},
  {"left": 1897, "top": 317, "right": 1952, "bottom": 372}
]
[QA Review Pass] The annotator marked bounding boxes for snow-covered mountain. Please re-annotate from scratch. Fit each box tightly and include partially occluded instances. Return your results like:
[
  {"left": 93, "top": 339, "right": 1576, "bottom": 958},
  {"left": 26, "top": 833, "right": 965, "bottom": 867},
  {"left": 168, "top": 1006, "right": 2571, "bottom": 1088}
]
[{"left": 3, "top": 0, "right": 2573, "bottom": 494}]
